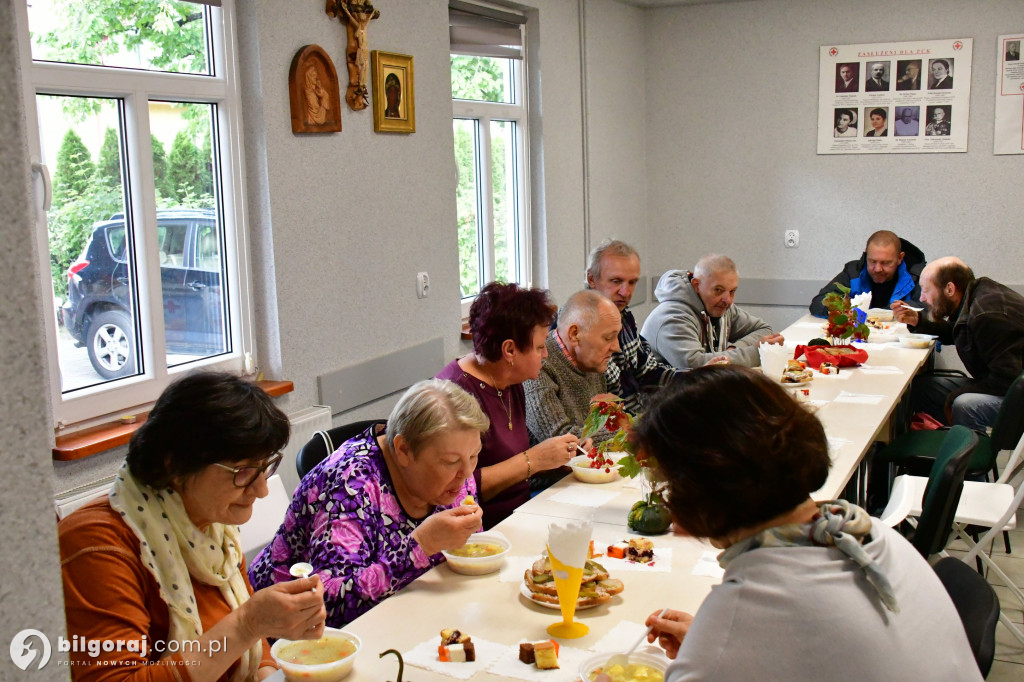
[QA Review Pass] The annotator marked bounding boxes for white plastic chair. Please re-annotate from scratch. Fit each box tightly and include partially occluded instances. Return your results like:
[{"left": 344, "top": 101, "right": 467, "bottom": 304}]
[
  {"left": 880, "top": 431, "right": 1024, "bottom": 644},
  {"left": 239, "top": 474, "right": 291, "bottom": 564}
]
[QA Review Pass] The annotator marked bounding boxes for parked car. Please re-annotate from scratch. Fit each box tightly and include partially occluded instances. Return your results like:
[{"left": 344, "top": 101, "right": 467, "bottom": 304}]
[{"left": 61, "top": 208, "right": 227, "bottom": 380}]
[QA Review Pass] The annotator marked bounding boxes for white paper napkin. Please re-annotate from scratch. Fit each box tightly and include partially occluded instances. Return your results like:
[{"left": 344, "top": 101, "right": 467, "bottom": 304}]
[
  {"left": 827, "top": 437, "right": 851, "bottom": 455},
  {"left": 597, "top": 548, "right": 672, "bottom": 572},
  {"left": 621, "top": 476, "right": 643, "bottom": 490},
  {"left": 403, "top": 635, "right": 507, "bottom": 680},
  {"left": 485, "top": 641, "right": 592, "bottom": 681},
  {"left": 691, "top": 550, "right": 725, "bottom": 579},
  {"left": 834, "top": 391, "right": 885, "bottom": 405},
  {"left": 548, "top": 486, "right": 620, "bottom": 508},
  {"left": 858, "top": 365, "right": 904, "bottom": 374},
  {"left": 813, "top": 369, "right": 851, "bottom": 380},
  {"left": 591, "top": 621, "right": 644, "bottom": 653}
]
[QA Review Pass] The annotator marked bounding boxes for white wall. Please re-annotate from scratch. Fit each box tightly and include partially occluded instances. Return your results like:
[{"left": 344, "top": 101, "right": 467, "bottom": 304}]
[
  {"left": 583, "top": 0, "right": 653, "bottom": 317},
  {"left": 643, "top": 0, "right": 1024, "bottom": 290},
  {"left": 0, "top": 0, "right": 69, "bottom": 675}
]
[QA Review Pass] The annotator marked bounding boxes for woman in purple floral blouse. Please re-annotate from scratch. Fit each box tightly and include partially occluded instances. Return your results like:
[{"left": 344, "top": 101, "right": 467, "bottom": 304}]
[{"left": 248, "top": 379, "right": 488, "bottom": 627}]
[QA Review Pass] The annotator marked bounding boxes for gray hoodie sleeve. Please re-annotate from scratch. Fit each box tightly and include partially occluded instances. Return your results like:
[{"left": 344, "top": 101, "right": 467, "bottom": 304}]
[
  {"left": 644, "top": 304, "right": 772, "bottom": 368},
  {"left": 722, "top": 306, "right": 775, "bottom": 366}
]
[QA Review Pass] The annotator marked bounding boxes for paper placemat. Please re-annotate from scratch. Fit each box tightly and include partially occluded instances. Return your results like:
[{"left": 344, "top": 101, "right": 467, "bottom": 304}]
[
  {"left": 486, "top": 641, "right": 592, "bottom": 681},
  {"left": 858, "top": 365, "right": 904, "bottom": 375},
  {"left": 834, "top": 391, "right": 885, "bottom": 405},
  {"left": 403, "top": 635, "right": 507, "bottom": 679},
  {"left": 691, "top": 550, "right": 725, "bottom": 579},
  {"left": 548, "top": 486, "right": 620, "bottom": 508}
]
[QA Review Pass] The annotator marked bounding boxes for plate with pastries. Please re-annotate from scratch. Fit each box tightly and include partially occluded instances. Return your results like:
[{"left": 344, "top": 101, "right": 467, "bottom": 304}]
[
  {"left": 520, "top": 555, "right": 624, "bottom": 610},
  {"left": 779, "top": 359, "right": 814, "bottom": 387}
]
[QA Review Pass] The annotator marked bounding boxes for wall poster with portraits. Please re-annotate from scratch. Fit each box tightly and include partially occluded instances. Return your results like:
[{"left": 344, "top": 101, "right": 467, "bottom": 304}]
[
  {"left": 818, "top": 38, "right": 973, "bottom": 154},
  {"left": 995, "top": 33, "right": 1024, "bottom": 155}
]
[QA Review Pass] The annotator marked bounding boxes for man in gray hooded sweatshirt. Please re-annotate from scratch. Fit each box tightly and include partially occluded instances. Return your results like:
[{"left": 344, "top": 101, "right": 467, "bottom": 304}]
[{"left": 641, "top": 254, "right": 783, "bottom": 368}]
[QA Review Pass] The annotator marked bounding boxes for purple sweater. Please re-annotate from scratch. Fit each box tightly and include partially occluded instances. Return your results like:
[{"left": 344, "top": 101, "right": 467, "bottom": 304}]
[
  {"left": 435, "top": 359, "right": 530, "bottom": 529},
  {"left": 248, "top": 424, "right": 475, "bottom": 628}
]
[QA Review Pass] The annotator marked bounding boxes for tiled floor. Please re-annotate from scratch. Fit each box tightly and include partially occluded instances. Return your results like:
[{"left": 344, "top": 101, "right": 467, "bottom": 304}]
[{"left": 940, "top": 455, "right": 1024, "bottom": 680}]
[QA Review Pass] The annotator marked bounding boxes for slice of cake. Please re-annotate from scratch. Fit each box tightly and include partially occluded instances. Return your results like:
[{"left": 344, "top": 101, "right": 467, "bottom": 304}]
[
  {"left": 627, "top": 538, "right": 654, "bottom": 563},
  {"left": 438, "top": 628, "right": 475, "bottom": 662},
  {"left": 533, "top": 640, "right": 559, "bottom": 669},
  {"left": 606, "top": 541, "right": 629, "bottom": 559},
  {"left": 438, "top": 642, "right": 476, "bottom": 662}
]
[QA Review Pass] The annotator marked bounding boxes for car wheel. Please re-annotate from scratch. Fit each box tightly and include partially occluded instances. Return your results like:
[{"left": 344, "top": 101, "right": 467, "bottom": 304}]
[{"left": 86, "top": 310, "right": 136, "bottom": 380}]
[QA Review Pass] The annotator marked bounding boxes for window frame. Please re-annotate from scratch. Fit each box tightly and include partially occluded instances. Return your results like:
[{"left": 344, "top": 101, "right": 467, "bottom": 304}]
[
  {"left": 452, "top": 49, "right": 532, "bottom": 317},
  {"left": 17, "top": 0, "right": 256, "bottom": 429}
]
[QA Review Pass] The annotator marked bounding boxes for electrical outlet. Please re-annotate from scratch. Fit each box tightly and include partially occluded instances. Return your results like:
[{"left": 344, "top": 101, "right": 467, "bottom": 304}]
[
  {"left": 416, "top": 272, "right": 430, "bottom": 298},
  {"left": 784, "top": 229, "right": 799, "bottom": 248}
]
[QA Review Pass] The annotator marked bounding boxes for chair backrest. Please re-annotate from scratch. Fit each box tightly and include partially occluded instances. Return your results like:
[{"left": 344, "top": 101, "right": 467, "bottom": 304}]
[
  {"left": 913, "top": 425, "right": 978, "bottom": 557},
  {"left": 295, "top": 419, "right": 384, "bottom": 479},
  {"left": 989, "top": 371, "right": 1024, "bottom": 452},
  {"left": 932, "top": 556, "right": 1000, "bottom": 677},
  {"left": 239, "top": 474, "right": 291, "bottom": 564}
]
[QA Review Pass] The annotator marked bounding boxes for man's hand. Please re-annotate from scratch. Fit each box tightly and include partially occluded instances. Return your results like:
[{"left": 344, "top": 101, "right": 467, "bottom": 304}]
[
  {"left": 759, "top": 333, "right": 785, "bottom": 346},
  {"left": 891, "top": 301, "right": 920, "bottom": 326}
]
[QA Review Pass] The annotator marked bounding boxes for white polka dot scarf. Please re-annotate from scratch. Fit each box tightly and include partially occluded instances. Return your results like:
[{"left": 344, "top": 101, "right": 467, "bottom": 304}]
[{"left": 109, "top": 462, "right": 261, "bottom": 680}]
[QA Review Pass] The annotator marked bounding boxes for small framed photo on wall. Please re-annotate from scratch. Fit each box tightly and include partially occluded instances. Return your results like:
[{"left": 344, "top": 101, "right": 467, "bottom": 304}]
[{"left": 371, "top": 51, "right": 415, "bottom": 133}]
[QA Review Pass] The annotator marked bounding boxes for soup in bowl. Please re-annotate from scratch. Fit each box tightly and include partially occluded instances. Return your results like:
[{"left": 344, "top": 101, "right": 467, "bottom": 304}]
[
  {"left": 271, "top": 628, "right": 361, "bottom": 682},
  {"left": 442, "top": 532, "right": 510, "bottom": 575}
]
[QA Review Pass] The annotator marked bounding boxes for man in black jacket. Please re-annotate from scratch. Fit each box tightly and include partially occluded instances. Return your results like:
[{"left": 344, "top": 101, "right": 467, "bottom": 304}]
[
  {"left": 809, "top": 231, "right": 926, "bottom": 317},
  {"left": 894, "top": 257, "right": 1024, "bottom": 430}
]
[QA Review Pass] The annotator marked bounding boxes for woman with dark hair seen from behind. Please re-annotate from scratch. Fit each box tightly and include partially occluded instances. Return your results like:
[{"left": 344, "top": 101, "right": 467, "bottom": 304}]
[
  {"left": 59, "top": 372, "right": 326, "bottom": 681},
  {"left": 436, "top": 282, "right": 581, "bottom": 528},
  {"left": 249, "top": 379, "right": 487, "bottom": 628},
  {"left": 637, "top": 366, "right": 982, "bottom": 681}
]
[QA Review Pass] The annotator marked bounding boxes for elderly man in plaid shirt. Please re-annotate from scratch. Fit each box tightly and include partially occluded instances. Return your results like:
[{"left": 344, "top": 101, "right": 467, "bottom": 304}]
[{"left": 584, "top": 240, "right": 684, "bottom": 415}]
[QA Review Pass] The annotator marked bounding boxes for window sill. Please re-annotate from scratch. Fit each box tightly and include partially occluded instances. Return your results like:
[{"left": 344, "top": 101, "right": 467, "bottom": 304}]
[
  {"left": 52, "top": 380, "right": 294, "bottom": 462},
  {"left": 461, "top": 319, "right": 472, "bottom": 341}
]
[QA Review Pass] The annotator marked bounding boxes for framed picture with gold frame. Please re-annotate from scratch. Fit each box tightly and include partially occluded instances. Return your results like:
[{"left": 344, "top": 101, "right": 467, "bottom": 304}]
[{"left": 371, "top": 51, "right": 415, "bottom": 133}]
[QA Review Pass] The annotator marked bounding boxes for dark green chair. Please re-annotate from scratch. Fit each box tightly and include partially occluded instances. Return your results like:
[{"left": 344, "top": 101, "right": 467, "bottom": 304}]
[
  {"left": 907, "top": 425, "right": 978, "bottom": 558},
  {"left": 878, "top": 371, "right": 1024, "bottom": 480},
  {"left": 295, "top": 419, "right": 385, "bottom": 480},
  {"left": 933, "top": 556, "right": 1000, "bottom": 678}
]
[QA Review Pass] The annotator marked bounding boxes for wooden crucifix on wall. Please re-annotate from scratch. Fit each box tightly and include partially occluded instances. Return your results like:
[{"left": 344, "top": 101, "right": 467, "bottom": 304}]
[{"left": 326, "top": 0, "right": 381, "bottom": 111}]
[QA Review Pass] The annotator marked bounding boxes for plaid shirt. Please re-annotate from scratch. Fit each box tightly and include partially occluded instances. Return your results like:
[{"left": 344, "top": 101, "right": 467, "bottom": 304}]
[{"left": 606, "top": 308, "right": 684, "bottom": 415}]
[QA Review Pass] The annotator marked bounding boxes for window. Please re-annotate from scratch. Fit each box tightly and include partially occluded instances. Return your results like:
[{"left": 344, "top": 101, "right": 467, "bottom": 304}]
[
  {"left": 450, "top": 2, "right": 530, "bottom": 311},
  {"left": 19, "top": 0, "right": 252, "bottom": 427}
]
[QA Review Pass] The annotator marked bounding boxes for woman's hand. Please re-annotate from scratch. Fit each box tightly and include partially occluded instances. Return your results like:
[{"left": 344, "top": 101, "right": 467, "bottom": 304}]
[
  {"left": 412, "top": 504, "right": 483, "bottom": 556},
  {"left": 529, "top": 433, "right": 579, "bottom": 472},
  {"left": 241, "top": 576, "right": 326, "bottom": 642},
  {"left": 645, "top": 608, "right": 694, "bottom": 659}
]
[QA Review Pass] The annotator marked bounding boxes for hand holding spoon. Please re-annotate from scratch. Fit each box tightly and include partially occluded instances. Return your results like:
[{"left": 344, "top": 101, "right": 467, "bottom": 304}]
[
  {"left": 604, "top": 607, "right": 670, "bottom": 670},
  {"left": 290, "top": 562, "right": 317, "bottom": 592}
]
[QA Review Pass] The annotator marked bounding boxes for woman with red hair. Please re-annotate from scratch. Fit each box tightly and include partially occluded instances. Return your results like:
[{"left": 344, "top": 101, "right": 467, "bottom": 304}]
[{"left": 436, "top": 282, "right": 580, "bottom": 528}]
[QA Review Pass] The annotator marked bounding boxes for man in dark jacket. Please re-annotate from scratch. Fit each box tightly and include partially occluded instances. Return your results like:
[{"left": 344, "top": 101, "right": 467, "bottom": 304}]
[
  {"left": 809, "top": 231, "right": 925, "bottom": 317},
  {"left": 893, "top": 257, "right": 1024, "bottom": 430}
]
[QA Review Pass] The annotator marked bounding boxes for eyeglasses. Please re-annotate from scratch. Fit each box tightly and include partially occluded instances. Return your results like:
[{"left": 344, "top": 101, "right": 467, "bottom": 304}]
[{"left": 213, "top": 452, "right": 283, "bottom": 488}]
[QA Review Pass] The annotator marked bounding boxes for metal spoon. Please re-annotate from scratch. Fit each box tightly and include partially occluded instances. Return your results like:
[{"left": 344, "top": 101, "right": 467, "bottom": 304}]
[{"left": 605, "top": 607, "right": 670, "bottom": 670}]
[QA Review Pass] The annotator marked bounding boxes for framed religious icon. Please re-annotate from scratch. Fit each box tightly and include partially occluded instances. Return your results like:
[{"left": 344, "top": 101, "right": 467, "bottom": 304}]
[
  {"left": 288, "top": 45, "right": 342, "bottom": 133},
  {"left": 371, "top": 51, "right": 415, "bottom": 133}
]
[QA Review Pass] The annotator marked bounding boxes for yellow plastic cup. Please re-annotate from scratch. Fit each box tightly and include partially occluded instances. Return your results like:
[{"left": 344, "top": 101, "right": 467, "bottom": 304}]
[{"left": 546, "top": 545, "right": 589, "bottom": 638}]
